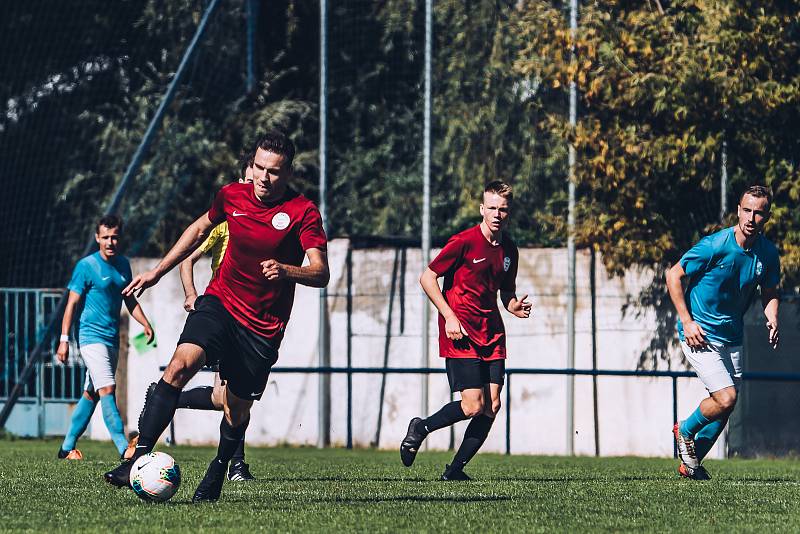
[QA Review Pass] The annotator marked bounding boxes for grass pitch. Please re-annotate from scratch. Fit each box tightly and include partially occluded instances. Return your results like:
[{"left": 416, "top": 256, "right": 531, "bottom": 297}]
[{"left": 3, "top": 439, "right": 800, "bottom": 533}]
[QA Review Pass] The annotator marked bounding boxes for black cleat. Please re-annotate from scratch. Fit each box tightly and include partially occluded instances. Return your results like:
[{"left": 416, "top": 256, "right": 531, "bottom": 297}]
[
  {"left": 192, "top": 459, "right": 227, "bottom": 503},
  {"left": 104, "top": 459, "right": 134, "bottom": 488},
  {"left": 227, "top": 460, "right": 255, "bottom": 482},
  {"left": 441, "top": 464, "right": 472, "bottom": 481},
  {"left": 57, "top": 448, "right": 69, "bottom": 459},
  {"left": 400, "top": 417, "right": 426, "bottom": 467}
]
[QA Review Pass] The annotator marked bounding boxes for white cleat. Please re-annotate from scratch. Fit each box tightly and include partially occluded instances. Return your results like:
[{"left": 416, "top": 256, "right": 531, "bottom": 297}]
[{"left": 673, "top": 422, "right": 700, "bottom": 469}]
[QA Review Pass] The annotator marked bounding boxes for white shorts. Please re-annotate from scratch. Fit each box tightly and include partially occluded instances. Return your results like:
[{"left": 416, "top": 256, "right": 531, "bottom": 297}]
[
  {"left": 680, "top": 341, "right": 742, "bottom": 393},
  {"left": 80, "top": 343, "right": 119, "bottom": 392}
]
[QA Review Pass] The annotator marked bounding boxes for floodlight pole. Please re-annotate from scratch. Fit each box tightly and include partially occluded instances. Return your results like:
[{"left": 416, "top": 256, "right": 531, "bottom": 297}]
[
  {"left": 421, "top": 0, "right": 433, "bottom": 425},
  {"left": 317, "top": 0, "right": 331, "bottom": 448},
  {"left": 566, "top": 0, "right": 578, "bottom": 456}
]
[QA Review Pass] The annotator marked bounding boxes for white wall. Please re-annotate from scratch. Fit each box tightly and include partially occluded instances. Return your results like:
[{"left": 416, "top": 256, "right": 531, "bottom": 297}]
[{"left": 90, "top": 239, "right": 716, "bottom": 458}]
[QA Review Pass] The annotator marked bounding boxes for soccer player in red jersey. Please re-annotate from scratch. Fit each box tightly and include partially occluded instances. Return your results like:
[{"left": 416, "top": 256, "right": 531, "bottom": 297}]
[
  {"left": 401, "top": 180, "right": 531, "bottom": 480},
  {"left": 104, "top": 132, "right": 329, "bottom": 502}
]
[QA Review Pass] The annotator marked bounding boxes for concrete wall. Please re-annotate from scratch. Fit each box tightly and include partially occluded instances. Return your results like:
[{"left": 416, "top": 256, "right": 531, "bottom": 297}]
[{"left": 88, "top": 239, "right": 752, "bottom": 458}]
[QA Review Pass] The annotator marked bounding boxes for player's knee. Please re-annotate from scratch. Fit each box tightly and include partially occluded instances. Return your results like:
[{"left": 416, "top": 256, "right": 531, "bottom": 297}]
[
  {"left": 461, "top": 399, "right": 484, "bottom": 418},
  {"left": 716, "top": 391, "right": 738, "bottom": 412},
  {"left": 210, "top": 387, "right": 224, "bottom": 410}
]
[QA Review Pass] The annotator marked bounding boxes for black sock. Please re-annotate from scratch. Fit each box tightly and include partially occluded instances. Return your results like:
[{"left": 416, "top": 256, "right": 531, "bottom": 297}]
[
  {"left": 214, "top": 415, "right": 250, "bottom": 465},
  {"left": 420, "top": 401, "right": 468, "bottom": 435},
  {"left": 177, "top": 386, "right": 216, "bottom": 410},
  {"left": 135, "top": 379, "right": 181, "bottom": 457},
  {"left": 451, "top": 414, "right": 494, "bottom": 470},
  {"left": 231, "top": 436, "right": 246, "bottom": 463}
]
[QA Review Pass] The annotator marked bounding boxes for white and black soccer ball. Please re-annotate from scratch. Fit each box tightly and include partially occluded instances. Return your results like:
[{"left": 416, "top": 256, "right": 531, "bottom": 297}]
[{"left": 129, "top": 451, "right": 181, "bottom": 502}]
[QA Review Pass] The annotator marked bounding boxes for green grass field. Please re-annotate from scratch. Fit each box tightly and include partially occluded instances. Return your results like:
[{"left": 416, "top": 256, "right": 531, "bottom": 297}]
[{"left": 3, "top": 439, "right": 800, "bottom": 533}]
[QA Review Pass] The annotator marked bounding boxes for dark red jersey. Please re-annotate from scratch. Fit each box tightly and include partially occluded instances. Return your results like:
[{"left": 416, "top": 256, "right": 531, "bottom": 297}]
[
  {"left": 428, "top": 224, "right": 519, "bottom": 360},
  {"left": 204, "top": 182, "right": 327, "bottom": 345}
]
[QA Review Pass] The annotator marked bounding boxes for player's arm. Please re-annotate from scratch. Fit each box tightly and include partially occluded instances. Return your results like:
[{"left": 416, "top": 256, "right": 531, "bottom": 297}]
[
  {"left": 179, "top": 245, "right": 207, "bottom": 312},
  {"left": 56, "top": 290, "right": 82, "bottom": 364},
  {"left": 665, "top": 262, "right": 707, "bottom": 349},
  {"left": 261, "top": 248, "right": 330, "bottom": 288},
  {"left": 123, "top": 295, "right": 155, "bottom": 345},
  {"left": 501, "top": 291, "right": 532, "bottom": 319},
  {"left": 420, "top": 267, "right": 466, "bottom": 340},
  {"left": 124, "top": 212, "right": 217, "bottom": 297},
  {"left": 761, "top": 286, "right": 780, "bottom": 349}
]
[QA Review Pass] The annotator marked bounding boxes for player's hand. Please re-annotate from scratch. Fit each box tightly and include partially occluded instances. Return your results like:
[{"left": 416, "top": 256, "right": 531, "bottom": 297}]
[
  {"left": 261, "top": 259, "right": 287, "bottom": 281},
  {"left": 444, "top": 315, "right": 468, "bottom": 340},
  {"left": 144, "top": 323, "right": 156, "bottom": 345},
  {"left": 509, "top": 294, "right": 532, "bottom": 318},
  {"left": 683, "top": 320, "right": 708, "bottom": 350},
  {"left": 184, "top": 293, "right": 198, "bottom": 312},
  {"left": 767, "top": 320, "right": 779, "bottom": 349},
  {"left": 56, "top": 341, "right": 69, "bottom": 364},
  {"left": 123, "top": 269, "right": 161, "bottom": 297}
]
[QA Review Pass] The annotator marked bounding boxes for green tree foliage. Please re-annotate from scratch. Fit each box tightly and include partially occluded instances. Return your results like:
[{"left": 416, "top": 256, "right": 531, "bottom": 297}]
[{"left": 514, "top": 0, "right": 800, "bottom": 286}]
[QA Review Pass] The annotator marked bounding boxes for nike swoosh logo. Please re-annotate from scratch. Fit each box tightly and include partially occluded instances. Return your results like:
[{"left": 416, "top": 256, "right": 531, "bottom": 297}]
[
  {"left": 472, "top": 258, "right": 487, "bottom": 264},
  {"left": 250, "top": 391, "right": 264, "bottom": 397},
  {"left": 102, "top": 276, "right": 111, "bottom": 280},
  {"left": 137, "top": 461, "right": 151, "bottom": 471},
  {"left": 232, "top": 211, "right": 247, "bottom": 217}
]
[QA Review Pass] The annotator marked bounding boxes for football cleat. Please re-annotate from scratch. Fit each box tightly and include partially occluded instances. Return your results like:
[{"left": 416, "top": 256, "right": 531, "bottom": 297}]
[
  {"left": 441, "top": 464, "right": 472, "bottom": 481},
  {"left": 227, "top": 460, "right": 255, "bottom": 482},
  {"left": 58, "top": 448, "right": 83, "bottom": 460},
  {"left": 104, "top": 459, "right": 133, "bottom": 488},
  {"left": 123, "top": 433, "right": 139, "bottom": 460},
  {"left": 193, "top": 459, "right": 227, "bottom": 503},
  {"left": 400, "top": 417, "right": 426, "bottom": 467},
  {"left": 678, "top": 462, "right": 712, "bottom": 480},
  {"left": 673, "top": 422, "right": 700, "bottom": 469}
]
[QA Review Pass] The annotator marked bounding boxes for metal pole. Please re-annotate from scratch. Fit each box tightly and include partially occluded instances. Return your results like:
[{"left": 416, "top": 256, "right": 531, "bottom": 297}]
[
  {"left": 720, "top": 139, "right": 728, "bottom": 221},
  {"left": 1, "top": 0, "right": 224, "bottom": 429},
  {"left": 245, "top": 0, "right": 258, "bottom": 94},
  {"left": 421, "top": 0, "right": 432, "bottom": 425},
  {"left": 317, "top": 0, "right": 330, "bottom": 449},
  {"left": 566, "top": 0, "right": 578, "bottom": 457}
]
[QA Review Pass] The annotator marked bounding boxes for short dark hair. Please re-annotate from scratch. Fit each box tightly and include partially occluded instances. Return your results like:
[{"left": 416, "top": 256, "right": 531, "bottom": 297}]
[
  {"left": 484, "top": 180, "right": 513, "bottom": 201},
  {"left": 740, "top": 184, "right": 772, "bottom": 208},
  {"left": 97, "top": 214, "right": 123, "bottom": 233},
  {"left": 239, "top": 149, "right": 255, "bottom": 179},
  {"left": 254, "top": 131, "right": 295, "bottom": 167}
]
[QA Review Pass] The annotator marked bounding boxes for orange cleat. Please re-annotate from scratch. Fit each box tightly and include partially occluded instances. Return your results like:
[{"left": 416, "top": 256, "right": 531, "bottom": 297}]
[{"left": 65, "top": 449, "right": 83, "bottom": 460}]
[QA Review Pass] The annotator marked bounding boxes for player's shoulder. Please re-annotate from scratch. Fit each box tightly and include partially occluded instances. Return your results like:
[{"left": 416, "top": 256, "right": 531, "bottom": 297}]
[
  {"left": 501, "top": 231, "right": 518, "bottom": 252},
  {"left": 695, "top": 226, "right": 732, "bottom": 250},
  {"left": 756, "top": 234, "right": 780, "bottom": 258},
  {"left": 282, "top": 188, "right": 321, "bottom": 216}
]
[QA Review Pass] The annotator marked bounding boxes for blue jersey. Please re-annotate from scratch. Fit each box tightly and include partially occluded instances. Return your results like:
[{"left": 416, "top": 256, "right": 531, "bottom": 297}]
[
  {"left": 67, "top": 251, "right": 132, "bottom": 348},
  {"left": 677, "top": 227, "right": 780, "bottom": 345}
]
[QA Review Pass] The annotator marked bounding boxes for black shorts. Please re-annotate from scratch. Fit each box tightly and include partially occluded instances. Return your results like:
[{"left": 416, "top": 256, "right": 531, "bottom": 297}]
[
  {"left": 445, "top": 358, "right": 505, "bottom": 392},
  {"left": 178, "top": 295, "right": 278, "bottom": 401}
]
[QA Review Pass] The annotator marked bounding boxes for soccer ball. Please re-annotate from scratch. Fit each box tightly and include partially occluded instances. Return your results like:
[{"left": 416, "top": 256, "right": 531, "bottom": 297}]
[{"left": 129, "top": 452, "right": 181, "bottom": 502}]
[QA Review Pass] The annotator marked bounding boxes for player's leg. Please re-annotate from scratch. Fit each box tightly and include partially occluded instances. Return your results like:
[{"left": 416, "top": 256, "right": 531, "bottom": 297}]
[
  {"left": 104, "top": 342, "right": 208, "bottom": 487},
  {"left": 193, "top": 322, "right": 276, "bottom": 502},
  {"left": 695, "top": 346, "right": 742, "bottom": 463},
  {"left": 675, "top": 343, "right": 739, "bottom": 478},
  {"left": 400, "top": 358, "right": 483, "bottom": 468},
  {"left": 88, "top": 345, "right": 128, "bottom": 456},
  {"left": 175, "top": 369, "right": 223, "bottom": 411},
  {"left": 443, "top": 360, "right": 503, "bottom": 480},
  {"left": 59, "top": 388, "right": 98, "bottom": 459}
]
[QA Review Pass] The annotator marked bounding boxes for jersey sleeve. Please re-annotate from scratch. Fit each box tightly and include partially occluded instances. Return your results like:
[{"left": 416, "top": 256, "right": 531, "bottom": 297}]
[
  {"left": 198, "top": 226, "right": 221, "bottom": 253},
  {"left": 207, "top": 186, "right": 228, "bottom": 224},
  {"left": 679, "top": 235, "right": 716, "bottom": 279},
  {"left": 500, "top": 244, "right": 519, "bottom": 293},
  {"left": 429, "top": 235, "right": 465, "bottom": 276},
  {"left": 67, "top": 260, "right": 91, "bottom": 295},
  {"left": 298, "top": 205, "right": 327, "bottom": 252}
]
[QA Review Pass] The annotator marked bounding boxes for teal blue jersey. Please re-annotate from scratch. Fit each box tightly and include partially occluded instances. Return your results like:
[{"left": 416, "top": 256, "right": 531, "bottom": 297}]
[
  {"left": 677, "top": 227, "right": 780, "bottom": 345},
  {"left": 67, "top": 251, "right": 132, "bottom": 348}
]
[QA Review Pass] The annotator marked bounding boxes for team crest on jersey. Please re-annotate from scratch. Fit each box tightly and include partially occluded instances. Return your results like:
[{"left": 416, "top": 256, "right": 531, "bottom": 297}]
[
  {"left": 756, "top": 260, "right": 763, "bottom": 276},
  {"left": 503, "top": 257, "right": 511, "bottom": 272},
  {"left": 271, "top": 212, "right": 290, "bottom": 230}
]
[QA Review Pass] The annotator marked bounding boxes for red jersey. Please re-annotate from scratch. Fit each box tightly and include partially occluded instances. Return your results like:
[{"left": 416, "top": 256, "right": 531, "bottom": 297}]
[
  {"left": 205, "top": 183, "right": 327, "bottom": 345},
  {"left": 428, "top": 224, "right": 519, "bottom": 360}
]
